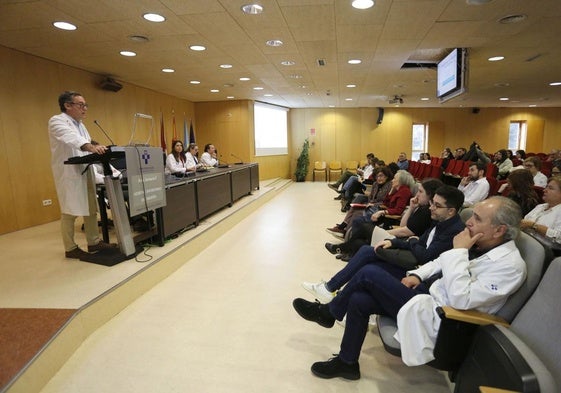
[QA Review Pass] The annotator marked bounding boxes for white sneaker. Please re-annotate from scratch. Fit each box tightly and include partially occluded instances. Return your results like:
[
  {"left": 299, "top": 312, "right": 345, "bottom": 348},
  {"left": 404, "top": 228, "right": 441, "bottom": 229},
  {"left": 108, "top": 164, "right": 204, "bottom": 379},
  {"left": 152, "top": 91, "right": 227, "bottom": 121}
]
[
  {"left": 302, "top": 280, "right": 335, "bottom": 303},
  {"left": 336, "top": 315, "right": 377, "bottom": 328}
]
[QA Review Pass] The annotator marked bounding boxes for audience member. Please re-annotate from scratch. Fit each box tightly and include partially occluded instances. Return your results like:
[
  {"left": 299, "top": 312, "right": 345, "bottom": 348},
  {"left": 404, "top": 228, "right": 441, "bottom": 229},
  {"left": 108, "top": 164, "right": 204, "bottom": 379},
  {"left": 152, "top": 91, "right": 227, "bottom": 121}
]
[
  {"left": 200, "top": 143, "right": 218, "bottom": 167},
  {"left": 396, "top": 152, "right": 409, "bottom": 171},
  {"left": 493, "top": 149, "right": 513, "bottom": 179},
  {"left": 502, "top": 169, "right": 540, "bottom": 216},
  {"left": 440, "top": 147, "right": 453, "bottom": 169},
  {"left": 292, "top": 197, "right": 525, "bottom": 378},
  {"left": 327, "top": 167, "right": 392, "bottom": 237},
  {"left": 457, "top": 161, "right": 490, "bottom": 207},
  {"left": 166, "top": 140, "right": 188, "bottom": 175},
  {"left": 552, "top": 162, "right": 561, "bottom": 176},
  {"left": 337, "top": 156, "right": 377, "bottom": 210},
  {"left": 515, "top": 150, "right": 526, "bottom": 161},
  {"left": 463, "top": 141, "right": 490, "bottom": 163},
  {"left": 522, "top": 156, "right": 548, "bottom": 187},
  {"left": 419, "top": 153, "right": 431, "bottom": 164},
  {"left": 48, "top": 91, "right": 114, "bottom": 258},
  {"left": 454, "top": 147, "right": 467, "bottom": 160},
  {"left": 520, "top": 176, "right": 561, "bottom": 242},
  {"left": 325, "top": 170, "right": 414, "bottom": 259},
  {"left": 305, "top": 185, "right": 463, "bottom": 304},
  {"left": 328, "top": 153, "right": 375, "bottom": 192}
]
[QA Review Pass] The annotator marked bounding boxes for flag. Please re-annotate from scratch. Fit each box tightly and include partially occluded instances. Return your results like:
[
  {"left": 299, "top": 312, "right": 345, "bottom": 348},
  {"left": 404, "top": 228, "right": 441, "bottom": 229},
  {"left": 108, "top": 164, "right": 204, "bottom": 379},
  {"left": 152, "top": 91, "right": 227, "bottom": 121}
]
[
  {"left": 183, "top": 114, "right": 188, "bottom": 145},
  {"left": 172, "top": 109, "right": 178, "bottom": 141},
  {"left": 189, "top": 120, "right": 196, "bottom": 144},
  {"left": 160, "top": 111, "right": 166, "bottom": 152}
]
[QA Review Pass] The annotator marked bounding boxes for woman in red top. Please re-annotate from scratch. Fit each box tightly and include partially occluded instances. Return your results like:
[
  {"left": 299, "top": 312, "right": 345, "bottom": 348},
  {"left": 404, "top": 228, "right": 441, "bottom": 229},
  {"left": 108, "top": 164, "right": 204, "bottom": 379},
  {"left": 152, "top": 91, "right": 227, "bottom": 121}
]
[{"left": 325, "top": 170, "right": 415, "bottom": 259}]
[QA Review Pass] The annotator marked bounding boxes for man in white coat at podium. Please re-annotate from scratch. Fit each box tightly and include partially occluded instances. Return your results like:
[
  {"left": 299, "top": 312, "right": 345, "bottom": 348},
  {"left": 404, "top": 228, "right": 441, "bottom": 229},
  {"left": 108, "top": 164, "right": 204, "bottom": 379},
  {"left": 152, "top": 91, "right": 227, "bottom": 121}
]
[{"left": 48, "top": 91, "right": 113, "bottom": 259}]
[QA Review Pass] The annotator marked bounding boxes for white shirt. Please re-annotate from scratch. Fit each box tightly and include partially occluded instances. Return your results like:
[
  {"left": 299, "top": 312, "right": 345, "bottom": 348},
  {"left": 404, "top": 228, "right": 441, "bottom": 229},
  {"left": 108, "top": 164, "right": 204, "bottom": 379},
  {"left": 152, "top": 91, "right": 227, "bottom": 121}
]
[
  {"left": 200, "top": 151, "right": 218, "bottom": 167},
  {"left": 524, "top": 203, "right": 561, "bottom": 242},
  {"left": 166, "top": 154, "right": 186, "bottom": 174},
  {"left": 533, "top": 171, "right": 548, "bottom": 188},
  {"left": 458, "top": 177, "right": 490, "bottom": 207},
  {"left": 362, "top": 165, "right": 374, "bottom": 181},
  {"left": 395, "top": 241, "right": 526, "bottom": 366},
  {"left": 185, "top": 152, "right": 198, "bottom": 170}
]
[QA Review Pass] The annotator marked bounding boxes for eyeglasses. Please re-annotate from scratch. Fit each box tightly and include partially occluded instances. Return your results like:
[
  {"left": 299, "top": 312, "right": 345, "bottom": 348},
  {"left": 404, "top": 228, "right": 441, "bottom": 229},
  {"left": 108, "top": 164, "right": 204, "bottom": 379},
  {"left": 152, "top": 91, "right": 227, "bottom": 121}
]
[
  {"left": 69, "top": 102, "right": 88, "bottom": 109},
  {"left": 429, "top": 200, "right": 448, "bottom": 209}
]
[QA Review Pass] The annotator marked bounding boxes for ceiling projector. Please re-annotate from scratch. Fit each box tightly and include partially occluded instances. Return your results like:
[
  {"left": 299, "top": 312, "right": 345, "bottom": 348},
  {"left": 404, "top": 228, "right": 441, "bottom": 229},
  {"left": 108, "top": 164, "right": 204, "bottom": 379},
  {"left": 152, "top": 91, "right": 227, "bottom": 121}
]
[{"left": 389, "top": 95, "right": 404, "bottom": 104}]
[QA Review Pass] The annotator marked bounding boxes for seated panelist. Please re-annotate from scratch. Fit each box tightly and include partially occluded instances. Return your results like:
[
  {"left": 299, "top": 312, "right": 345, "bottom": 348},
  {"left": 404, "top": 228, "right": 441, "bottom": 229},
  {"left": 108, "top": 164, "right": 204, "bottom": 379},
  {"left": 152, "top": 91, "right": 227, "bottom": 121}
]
[
  {"left": 200, "top": 143, "right": 219, "bottom": 167},
  {"left": 166, "top": 140, "right": 188, "bottom": 175}
]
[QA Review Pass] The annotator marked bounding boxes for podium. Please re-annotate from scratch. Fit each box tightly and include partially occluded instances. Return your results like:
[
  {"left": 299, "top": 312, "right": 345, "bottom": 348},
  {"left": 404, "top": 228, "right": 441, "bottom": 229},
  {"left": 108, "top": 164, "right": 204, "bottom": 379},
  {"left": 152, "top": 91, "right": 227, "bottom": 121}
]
[{"left": 65, "top": 146, "right": 166, "bottom": 265}]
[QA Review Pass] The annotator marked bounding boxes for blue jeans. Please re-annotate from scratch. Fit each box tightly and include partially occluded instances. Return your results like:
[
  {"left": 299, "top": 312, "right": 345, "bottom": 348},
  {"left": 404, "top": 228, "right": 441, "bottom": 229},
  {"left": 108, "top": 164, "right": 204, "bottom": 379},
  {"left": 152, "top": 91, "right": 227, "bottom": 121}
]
[{"left": 328, "top": 264, "right": 429, "bottom": 363}]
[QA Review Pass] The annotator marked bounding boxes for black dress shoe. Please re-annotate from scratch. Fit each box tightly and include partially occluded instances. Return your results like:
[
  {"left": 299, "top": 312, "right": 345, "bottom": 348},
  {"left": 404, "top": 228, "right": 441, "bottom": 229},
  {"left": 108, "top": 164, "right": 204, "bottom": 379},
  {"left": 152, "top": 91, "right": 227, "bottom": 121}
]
[
  {"left": 333, "top": 194, "right": 343, "bottom": 200},
  {"left": 311, "top": 355, "right": 360, "bottom": 380},
  {"left": 328, "top": 183, "right": 340, "bottom": 192},
  {"left": 325, "top": 242, "right": 341, "bottom": 255},
  {"left": 292, "top": 298, "right": 335, "bottom": 328},
  {"left": 340, "top": 254, "right": 351, "bottom": 262}
]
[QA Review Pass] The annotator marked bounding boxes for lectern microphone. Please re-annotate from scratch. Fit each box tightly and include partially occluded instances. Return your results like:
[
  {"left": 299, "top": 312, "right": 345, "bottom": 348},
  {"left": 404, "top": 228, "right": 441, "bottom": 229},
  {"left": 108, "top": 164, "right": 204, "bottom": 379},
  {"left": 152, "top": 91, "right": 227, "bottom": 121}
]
[{"left": 93, "top": 120, "right": 116, "bottom": 146}]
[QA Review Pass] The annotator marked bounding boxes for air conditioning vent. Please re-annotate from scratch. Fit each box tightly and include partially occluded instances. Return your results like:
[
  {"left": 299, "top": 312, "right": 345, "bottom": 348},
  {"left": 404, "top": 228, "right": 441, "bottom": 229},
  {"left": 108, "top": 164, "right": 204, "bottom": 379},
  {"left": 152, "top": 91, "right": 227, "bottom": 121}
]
[{"left": 317, "top": 59, "right": 326, "bottom": 66}]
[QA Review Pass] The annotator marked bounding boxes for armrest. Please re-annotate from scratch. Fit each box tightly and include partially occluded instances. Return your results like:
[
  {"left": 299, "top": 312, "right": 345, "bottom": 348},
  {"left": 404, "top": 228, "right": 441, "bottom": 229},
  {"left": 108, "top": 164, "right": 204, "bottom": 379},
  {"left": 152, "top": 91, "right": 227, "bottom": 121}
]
[
  {"left": 438, "top": 306, "right": 510, "bottom": 327},
  {"left": 479, "top": 386, "right": 520, "bottom": 393}
]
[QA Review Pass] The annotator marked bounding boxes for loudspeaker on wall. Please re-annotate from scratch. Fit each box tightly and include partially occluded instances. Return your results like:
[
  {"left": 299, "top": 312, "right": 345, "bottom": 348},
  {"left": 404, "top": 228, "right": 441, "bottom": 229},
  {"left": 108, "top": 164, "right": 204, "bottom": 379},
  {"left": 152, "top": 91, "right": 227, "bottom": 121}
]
[
  {"left": 376, "top": 107, "right": 384, "bottom": 124},
  {"left": 100, "top": 77, "right": 123, "bottom": 92}
]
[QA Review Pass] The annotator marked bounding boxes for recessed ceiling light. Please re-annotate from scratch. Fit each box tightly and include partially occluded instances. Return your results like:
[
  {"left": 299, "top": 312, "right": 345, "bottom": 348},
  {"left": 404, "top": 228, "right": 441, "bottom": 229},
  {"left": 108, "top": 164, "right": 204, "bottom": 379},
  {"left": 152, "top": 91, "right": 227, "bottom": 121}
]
[
  {"left": 189, "top": 45, "right": 206, "bottom": 51},
  {"left": 466, "top": 0, "right": 493, "bottom": 4},
  {"left": 220, "top": 64, "right": 233, "bottom": 69},
  {"left": 550, "top": 82, "right": 561, "bottom": 86},
  {"left": 53, "top": 21, "right": 77, "bottom": 30},
  {"left": 162, "top": 68, "right": 174, "bottom": 73},
  {"left": 289, "top": 74, "right": 303, "bottom": 79},
  {"left": 253, "top": 87, "right": 264, "bottom": 90},
  {"left": 266, "top": 39, "right": 283, "bottom": 47},
  {"left": 329, "top": 105, "right": 335, "bottom": 108},
  {"left": 241, "top": 4, "right": 263, "bottom": 14},
  {"left": 352, "top": 0, "right": 375, "bottom": 9},
  {"left": 499, "top": 97, "right": 509, "bottom": 101},
  {"left": 143, "top": 13, "right": 166, "bottom": 22},
  {"left": 120, "top": 51, "right": 137, "bottom": 57},
  {"left": 499, "top": 14, "right": 527, "bottom": 24},
  {"left": 264, "top": 94, "right": 273, "bottom": 97},
  {"left": 281, "top": 60, "right": 295, "bottom": 66},
  {"left": 421, "top": 97, "right": 430, "bottom": 101},
  {"left": 210, "top": 89, "right": 220, "bottom": 93},
  {"left": 346, "top": 84, "right": 356, "bottom": 88},
  {"left": 190, "top": 80, "right": 201, "bottom": 84},
  {"left": 529, "top": 104, "right": 537, "bottom": 107},
  {"left": 240, "top": 77, "right": 251, "bottom": 81},
  {"left": 129, "top": 35, "right": 149, "bottom": 43},
  {"left": 223, "top": 83, "right": 234, "bottom": 88},
  {"left": 345, "top": 98, "right": 353, "bottom": 101},
  {"left": 227, "top": 96, "right": 235, "bottom": 99},
  {"left": 348, "top": 59, "right": 362, "bottom": 64},
  {"left": 494, "top": 82, "right": 510, "bottom": 87},
  {"left": 488, "top": 56, "right": 504, "bottom": 61}
]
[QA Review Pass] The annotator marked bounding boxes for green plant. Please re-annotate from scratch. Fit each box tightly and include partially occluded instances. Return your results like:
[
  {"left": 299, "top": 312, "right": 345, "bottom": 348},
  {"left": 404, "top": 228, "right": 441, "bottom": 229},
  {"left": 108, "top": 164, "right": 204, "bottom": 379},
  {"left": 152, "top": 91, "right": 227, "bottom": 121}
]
[{"left": 294, "top": 138, "right": 310, "bottom": 182}]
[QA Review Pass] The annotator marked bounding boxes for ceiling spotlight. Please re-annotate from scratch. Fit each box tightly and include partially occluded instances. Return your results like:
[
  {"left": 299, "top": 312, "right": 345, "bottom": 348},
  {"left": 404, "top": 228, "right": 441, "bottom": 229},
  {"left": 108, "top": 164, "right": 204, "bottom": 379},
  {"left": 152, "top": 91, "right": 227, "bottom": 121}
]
[
  {"left": 488, "top": 56, "right": 504, "bottom": 62},
  {"left": 266, "top": 39, "right": 283, "bottom": 47},
  {"left": 253, "top": 87, "right": 264, "bottom": 90},
  {"left": 241, "top": 4, "right": 263, "bottom": 14},
  {"left": 210, "top": 89, "right": 220, "bottom": 93},
  {"left": 219, "top": 64, "right": 233, "bottom": 69},
  {"left": 352, "top": 0, "right": 374, "bottom": 9},
  {"left": 190, "top": 80, "right": 201, "bottom": 84},
  {"left": 499, "top": 14, "right": 527, "bottom": 24},
  {"left": 53, "top": 21, "right": 77, "bottom": 30},
  {"left": 120, "top": 51, "right": 137, "bottom": 57},
  {"left": 499, "top": 97, "right": 510, "bottom": 101},
  {"left": 389, "top": 95, "right": 403, "bottom": 104},
  {"left": 550, "top": 82, "right": 561, "bottom": 86},
  {"left": 129, "top": 35, "right": 149, "bottom": 43},
  {"left": 161, "top": 68, "right": 174, "bottom": 73},
  {"left": 348, "top": 59, "right": 362, "bottom": 65},
  {"left": 346, "top": 84, "right": 356, "bottom": 88},
  {"left": 143, "top": 13, "right": 166, "bottom": 22},
  {"left": 189, "top": 45, "right": 206, "bottom": 51},
  {"left": 240, "top": 77, "right": 251, "bottom": 81},
  {"left": 281, "top": 60, "right": 295, "bottom": 66}
]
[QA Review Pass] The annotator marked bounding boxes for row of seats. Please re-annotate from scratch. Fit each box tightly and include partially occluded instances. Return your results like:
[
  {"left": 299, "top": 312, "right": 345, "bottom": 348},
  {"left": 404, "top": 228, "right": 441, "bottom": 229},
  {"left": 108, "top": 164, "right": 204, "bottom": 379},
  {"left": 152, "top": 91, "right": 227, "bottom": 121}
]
[{"left": 312, "top": 160, "right": 368, "bottom": 182}]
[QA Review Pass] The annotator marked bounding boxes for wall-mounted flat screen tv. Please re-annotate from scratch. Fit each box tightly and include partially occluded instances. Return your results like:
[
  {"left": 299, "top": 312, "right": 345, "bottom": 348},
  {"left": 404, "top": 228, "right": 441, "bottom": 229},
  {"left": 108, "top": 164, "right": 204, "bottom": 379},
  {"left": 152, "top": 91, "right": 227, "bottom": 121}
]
[{"left": 437, "top": 48, "right": 468, "bottom": 103}]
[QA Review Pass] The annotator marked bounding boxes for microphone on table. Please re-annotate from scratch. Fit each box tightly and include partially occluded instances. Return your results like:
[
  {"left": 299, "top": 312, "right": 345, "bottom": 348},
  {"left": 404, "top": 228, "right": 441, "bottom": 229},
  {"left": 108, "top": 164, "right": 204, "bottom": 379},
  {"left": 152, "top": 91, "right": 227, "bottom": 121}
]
[
  {"left": 231, "top": 153, "right": 244, "bottom": 164},
  {"left": 93, "top": 120, "right": 116, "bottom": 146}
]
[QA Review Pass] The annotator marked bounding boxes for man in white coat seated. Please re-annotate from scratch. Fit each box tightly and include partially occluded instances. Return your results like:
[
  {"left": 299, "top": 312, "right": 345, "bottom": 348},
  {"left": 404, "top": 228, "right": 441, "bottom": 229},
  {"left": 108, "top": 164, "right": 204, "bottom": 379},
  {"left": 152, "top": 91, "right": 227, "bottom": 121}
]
[
  {"left": 292, "top": 196, "right": 526, "bottom": 380},
  {"left": 48, "top": 91, "right": 116, "bottom": 259}
]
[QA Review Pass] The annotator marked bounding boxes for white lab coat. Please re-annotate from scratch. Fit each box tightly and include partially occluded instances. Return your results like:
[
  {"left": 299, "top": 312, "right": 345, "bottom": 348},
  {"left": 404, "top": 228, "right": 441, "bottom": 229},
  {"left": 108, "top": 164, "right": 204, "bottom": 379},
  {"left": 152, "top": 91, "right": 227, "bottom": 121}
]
[
  {"left": 166, "top": 153, "right": 187, "bottom": 174},
  {"left": 48, "top": 112, "right": 93, "bottom": 216},
  {"left": 200, "top": 152, "right": 218, "bottom": 167},
  {"left": 185, "top": 152, "right": 198, "bottom": 170},
  {"left": 394, "top": 241, "right": 526, "bottom": 366}
]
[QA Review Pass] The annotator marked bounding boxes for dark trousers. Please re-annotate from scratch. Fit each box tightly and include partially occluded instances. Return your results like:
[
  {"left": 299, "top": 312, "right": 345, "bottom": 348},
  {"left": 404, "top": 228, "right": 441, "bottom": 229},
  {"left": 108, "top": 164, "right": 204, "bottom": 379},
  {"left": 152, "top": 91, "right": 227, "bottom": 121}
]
[
  {"left": 337, "top": 216, "right": 376, "bottom": 256},
  {"left": 328, "top": 264, "right": 429, "bottom": 363},
  {"left": 326, "top": 245, "right": 407, "bottom": 292}
]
